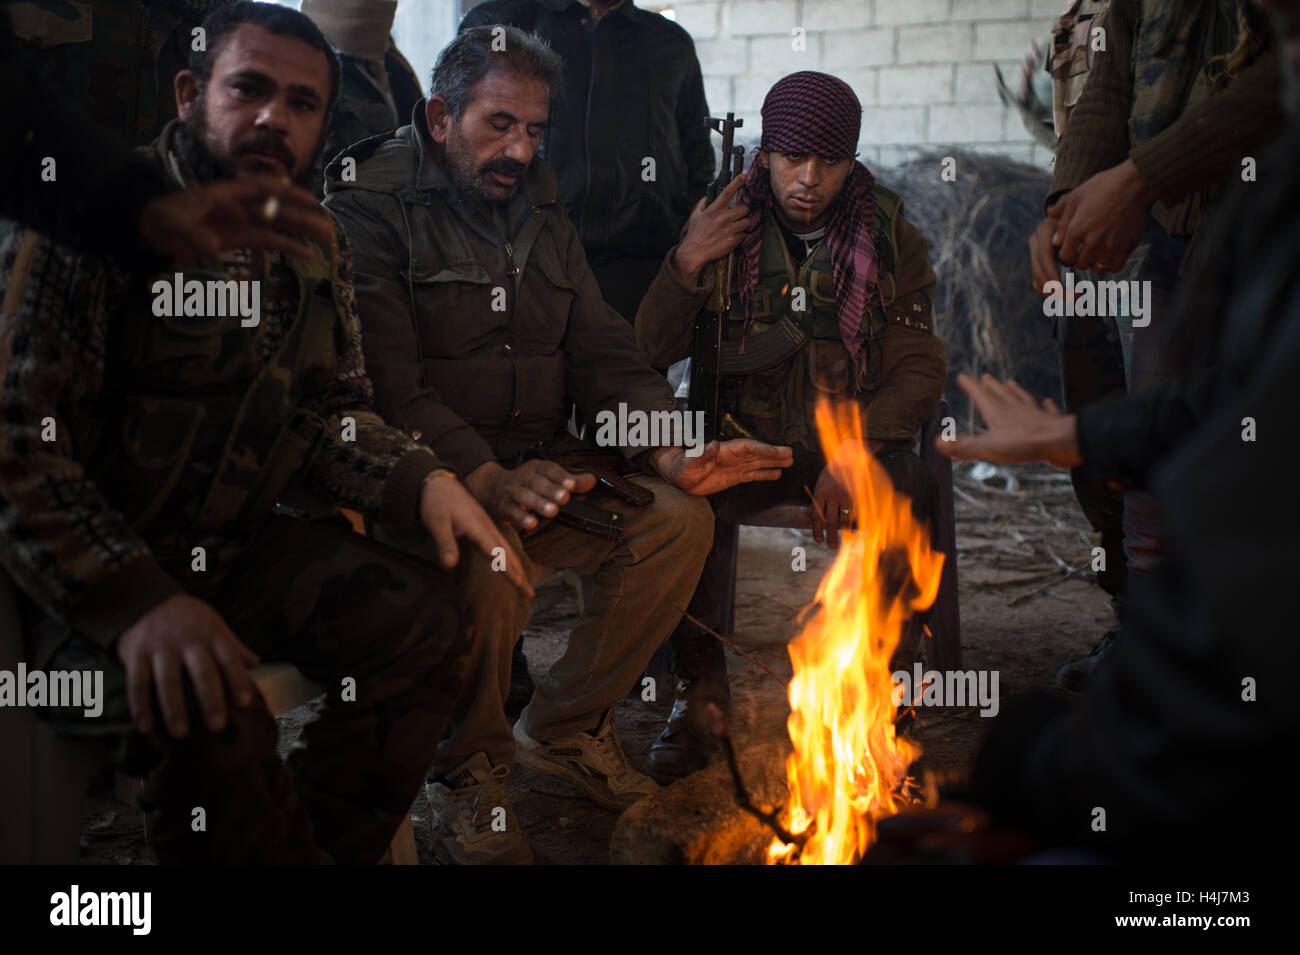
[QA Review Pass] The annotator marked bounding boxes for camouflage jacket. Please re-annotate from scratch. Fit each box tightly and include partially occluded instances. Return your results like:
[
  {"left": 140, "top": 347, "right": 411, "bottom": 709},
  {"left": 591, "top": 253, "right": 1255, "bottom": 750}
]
[
  {"left": 0, "top": 122, "right": 442, "bottom": 649},
  {"left": 1048, "top": 0, "right": 1282, "bottom": 237},
  {"left": 323, "top": 43, "right": 424, "bottom": 170},
  {"left": 1050, "top": 0, "right": 1112, "bottom": 141},
  {"left": 635, "top": 184, "right": 947, "bottom": 450}
]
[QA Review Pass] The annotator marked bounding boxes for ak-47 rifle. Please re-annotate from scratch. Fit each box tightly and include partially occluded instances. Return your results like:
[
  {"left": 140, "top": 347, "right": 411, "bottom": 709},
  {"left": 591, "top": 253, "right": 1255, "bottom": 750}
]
[{"left": 691, "top": 113, "right": 746, "bottom": 442}]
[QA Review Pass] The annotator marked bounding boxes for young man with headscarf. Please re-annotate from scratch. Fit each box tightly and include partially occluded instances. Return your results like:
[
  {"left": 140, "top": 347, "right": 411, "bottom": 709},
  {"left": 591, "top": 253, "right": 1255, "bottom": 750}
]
[{"left": 635, "top": 71, "right": 948, "bottom": 781}]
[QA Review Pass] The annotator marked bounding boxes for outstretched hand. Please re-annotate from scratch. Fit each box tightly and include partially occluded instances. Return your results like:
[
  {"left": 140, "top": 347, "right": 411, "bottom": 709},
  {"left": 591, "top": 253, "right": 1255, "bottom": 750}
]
[
  {"left": 936, "top": 373, "right": 1083, "bottom": 468},
  {"left": 649, "top": 439, "right": 794, "bottom": 496}
]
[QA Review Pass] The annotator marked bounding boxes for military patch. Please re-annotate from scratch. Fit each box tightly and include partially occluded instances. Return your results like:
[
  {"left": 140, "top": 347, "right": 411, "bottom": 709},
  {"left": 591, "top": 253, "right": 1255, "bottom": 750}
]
[{"left": 888, "top": 290, "right": 933, "bottom": 334}]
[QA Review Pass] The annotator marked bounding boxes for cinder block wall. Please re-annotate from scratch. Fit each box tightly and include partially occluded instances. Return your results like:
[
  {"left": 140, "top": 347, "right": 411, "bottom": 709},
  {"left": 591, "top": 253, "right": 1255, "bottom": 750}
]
[{"left": 677, "top": 0, "right": 1063, "bottom": 168}]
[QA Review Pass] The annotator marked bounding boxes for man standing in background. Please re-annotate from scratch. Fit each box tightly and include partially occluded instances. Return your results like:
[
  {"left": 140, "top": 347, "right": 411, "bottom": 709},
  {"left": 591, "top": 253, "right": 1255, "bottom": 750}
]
[
  {"left": 302, "top": 0, "right": 424, "bottom": 171},
  {"left": 458, "top": 0, "right": 715, "bottom": 323}
]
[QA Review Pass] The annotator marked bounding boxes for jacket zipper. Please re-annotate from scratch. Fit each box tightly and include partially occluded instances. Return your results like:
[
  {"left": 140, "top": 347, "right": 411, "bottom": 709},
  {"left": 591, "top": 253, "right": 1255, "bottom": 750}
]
[{"left": 505, "top": 241, "right": 518, "bottom": 281}]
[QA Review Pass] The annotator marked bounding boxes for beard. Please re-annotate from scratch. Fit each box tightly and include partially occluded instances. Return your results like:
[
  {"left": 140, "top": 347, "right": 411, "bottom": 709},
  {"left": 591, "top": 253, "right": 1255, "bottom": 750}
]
[
  {"left": 443, "top": 125, "right": 527, "bottom": 206},
  {"left": 177, "top": 87, "right": 322, "bottom": 188}
]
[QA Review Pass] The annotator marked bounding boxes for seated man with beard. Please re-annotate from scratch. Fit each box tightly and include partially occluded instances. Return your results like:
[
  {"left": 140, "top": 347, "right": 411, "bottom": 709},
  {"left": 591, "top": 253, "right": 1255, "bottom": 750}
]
[
  {"left": 0, "top": 1, "right": 524, "bottom": 864},
  {"left": 324, "top": 26, "right": 793, "bottom": 865}
]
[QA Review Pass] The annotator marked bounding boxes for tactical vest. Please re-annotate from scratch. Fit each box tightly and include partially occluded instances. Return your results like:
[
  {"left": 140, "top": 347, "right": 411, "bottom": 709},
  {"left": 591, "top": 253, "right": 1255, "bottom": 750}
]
[
  {"left": 76, "top": 238, "right": 347, "bottom": 570},
  {"left": 721, "top": 185, "right": 904, "bottom": 450}
]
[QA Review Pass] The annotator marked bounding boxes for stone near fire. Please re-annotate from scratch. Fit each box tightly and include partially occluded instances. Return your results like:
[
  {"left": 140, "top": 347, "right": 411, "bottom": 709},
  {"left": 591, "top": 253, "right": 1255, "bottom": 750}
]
[{"left": 610, "top": 741, "right": 794, "bottom": 865}]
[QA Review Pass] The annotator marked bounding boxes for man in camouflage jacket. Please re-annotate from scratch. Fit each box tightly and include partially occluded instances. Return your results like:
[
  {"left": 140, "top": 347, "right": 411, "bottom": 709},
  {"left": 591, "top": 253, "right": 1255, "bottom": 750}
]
[{"left": 0, "top": 2, "right": 521, "bottom": 864}]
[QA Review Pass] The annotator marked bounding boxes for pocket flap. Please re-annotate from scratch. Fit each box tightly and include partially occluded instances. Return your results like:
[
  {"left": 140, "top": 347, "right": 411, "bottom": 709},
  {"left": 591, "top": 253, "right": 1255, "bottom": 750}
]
[{"left": 402, "top": 262, "right": 491, "bottom": 285}]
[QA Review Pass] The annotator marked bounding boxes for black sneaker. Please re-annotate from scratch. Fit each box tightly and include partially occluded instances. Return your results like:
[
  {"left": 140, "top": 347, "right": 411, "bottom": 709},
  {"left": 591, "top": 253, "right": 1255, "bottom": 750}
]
[{"left": 1054, "top": 628, "right": 1119, "bottom": 692}]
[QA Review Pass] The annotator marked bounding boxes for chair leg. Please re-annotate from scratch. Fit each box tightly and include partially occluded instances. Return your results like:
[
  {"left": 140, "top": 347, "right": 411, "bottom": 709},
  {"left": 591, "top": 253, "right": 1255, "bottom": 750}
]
[
  {"left": 922, "top": 399, "right": 962, "bottom": 671},
  {"left": 717, "top": 520, "right": 741, "bottom": 639}
]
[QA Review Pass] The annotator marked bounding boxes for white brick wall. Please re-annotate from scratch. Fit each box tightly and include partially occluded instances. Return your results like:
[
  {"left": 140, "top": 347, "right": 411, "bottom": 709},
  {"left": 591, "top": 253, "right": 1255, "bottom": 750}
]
[
  {"left": 727, "top": 0, "right": 799, "bottom": 36},
  {"left": 801, "top": 0, "right": 873, "bottom": 32},
  {"left": 676, "top": 0, "right": 1060, "bottom": 170},
  {"left": 675, "top": 2, "right": 722, "bottom": 39},
  {"left": 877, "top": 64, "right": 954, "bottom": 105}
]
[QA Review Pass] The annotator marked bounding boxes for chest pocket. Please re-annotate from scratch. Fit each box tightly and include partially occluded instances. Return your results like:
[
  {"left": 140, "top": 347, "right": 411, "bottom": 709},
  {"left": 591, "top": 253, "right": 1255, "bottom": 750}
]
[
  {"left": 524, "top": 238, "right": 578, "bottom": 353},
  {"left": 404, "top": 260, "right": 500, "bottom": 358}
]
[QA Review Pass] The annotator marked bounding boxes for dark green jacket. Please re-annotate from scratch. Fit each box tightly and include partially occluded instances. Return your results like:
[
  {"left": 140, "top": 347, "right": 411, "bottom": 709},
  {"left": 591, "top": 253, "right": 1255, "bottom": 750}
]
[
  {"left": 322, "top": 102, "right": 679, "bottom": 476},
  {"left": 636, "top": 184, "right": 947, "bottom": 449}
]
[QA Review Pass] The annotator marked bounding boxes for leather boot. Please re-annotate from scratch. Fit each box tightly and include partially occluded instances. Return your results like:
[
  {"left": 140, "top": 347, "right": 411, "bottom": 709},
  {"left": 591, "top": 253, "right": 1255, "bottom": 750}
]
[
  {"left": 1054, "top": 627, "right": 1118, "bottom": 692},
  {"left": 647, "top": 630, "right": 729, "bottom": 783}
]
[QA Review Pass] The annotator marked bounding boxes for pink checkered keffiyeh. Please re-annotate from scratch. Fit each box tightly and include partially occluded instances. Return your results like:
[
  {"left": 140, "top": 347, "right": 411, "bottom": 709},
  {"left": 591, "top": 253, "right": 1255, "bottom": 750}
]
[{"left": 736, "top": 71, "right": 881, "bottom": 389}]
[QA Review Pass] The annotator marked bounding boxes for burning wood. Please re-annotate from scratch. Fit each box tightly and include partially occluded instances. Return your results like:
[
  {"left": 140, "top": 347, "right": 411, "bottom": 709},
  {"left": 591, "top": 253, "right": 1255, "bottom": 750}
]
[{"left": 765, "top": 400, "right": 946, "bottom": 864}]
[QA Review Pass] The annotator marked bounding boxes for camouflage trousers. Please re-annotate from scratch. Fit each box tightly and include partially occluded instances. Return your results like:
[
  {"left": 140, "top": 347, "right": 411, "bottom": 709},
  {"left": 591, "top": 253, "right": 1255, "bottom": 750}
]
[{"left": 33, "top": 512, "right": 469, "bottom": 864}]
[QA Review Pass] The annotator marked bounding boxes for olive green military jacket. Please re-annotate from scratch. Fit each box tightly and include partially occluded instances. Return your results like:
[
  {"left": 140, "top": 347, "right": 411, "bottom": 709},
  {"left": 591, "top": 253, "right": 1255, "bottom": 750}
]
[
  {"left": 323, "top": 102, "right": 681, "bottom": 477},
  {"left": 636, "top": 185, "right": 947, "bottom": 450}
]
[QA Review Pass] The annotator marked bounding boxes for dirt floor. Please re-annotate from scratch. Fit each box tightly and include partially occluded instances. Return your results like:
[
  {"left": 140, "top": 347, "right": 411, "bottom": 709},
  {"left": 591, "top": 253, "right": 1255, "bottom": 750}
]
[{"left": 78, "top": 461, "right": 1111, "bottom": 865}]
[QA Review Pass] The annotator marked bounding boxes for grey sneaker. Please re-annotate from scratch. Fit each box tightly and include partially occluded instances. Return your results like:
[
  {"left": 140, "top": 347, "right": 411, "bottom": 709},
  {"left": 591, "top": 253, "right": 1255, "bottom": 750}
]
[
  {"left": 513, "top": 711, "right": 660, "bottom": 811},
  {"left": 426, "top": 752, "right": 534, "bottom": 865}
]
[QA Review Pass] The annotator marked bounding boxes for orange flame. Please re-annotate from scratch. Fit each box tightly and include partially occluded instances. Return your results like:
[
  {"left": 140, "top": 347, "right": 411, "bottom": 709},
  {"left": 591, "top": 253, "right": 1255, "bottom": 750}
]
[{"left": 768, "top": 399, "right": 944, "bottom": 864}]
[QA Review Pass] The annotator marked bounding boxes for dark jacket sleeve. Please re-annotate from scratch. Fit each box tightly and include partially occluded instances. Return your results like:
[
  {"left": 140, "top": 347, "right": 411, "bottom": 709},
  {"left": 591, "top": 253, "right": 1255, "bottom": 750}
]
[
  {"left": 297, "top": 222, "right": 445, "bottom": 533},
  {"left": 634, "top": 248, "right": 713, "bottom": 367},
  {"left": 0, "top": 229, "right": 183, "bottom": 648},
  {"left": 0, "top": 20, "right": 168, "bottom": 270},
  {"left": 326, "top": 189, "right": 498, "bottom": 477},
  {"left": 676, "top": 42, "right": 715, "bottom": 211},
  {"left": 556, "top": 213, "right": 681, "bottom": 460},
  {"left": 1047, "top": 0, "right": 1133, "bottom": 209},
  {"left": 865, "top": 213, "right": 947, "bottom": 444},
  {"left": 976, "top": 331, "right": 1300, "bottom": 859},
  {"left": 1128, "top": 47, "right": 1284, "bottom": 205}
]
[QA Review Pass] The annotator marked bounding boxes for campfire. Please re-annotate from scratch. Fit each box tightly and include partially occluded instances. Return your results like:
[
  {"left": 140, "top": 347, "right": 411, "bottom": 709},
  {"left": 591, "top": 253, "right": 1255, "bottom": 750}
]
[{"left": 767, "top": 400, "right": 945, "bottom": 865}]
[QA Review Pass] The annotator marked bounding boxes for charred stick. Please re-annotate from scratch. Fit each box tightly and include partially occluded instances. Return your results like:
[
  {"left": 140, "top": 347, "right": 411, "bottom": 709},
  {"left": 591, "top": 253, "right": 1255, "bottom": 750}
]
[
  {"left": 679, "top": 609, "right": 786, "bottom": 685},
  {"left": 706, "top": 703, "right": 808, "bottom": 848}
]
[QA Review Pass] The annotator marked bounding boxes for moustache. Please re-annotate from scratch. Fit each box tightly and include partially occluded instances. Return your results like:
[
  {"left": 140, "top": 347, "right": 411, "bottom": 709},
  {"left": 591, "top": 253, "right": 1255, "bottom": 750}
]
[
  {"left": 234, "top": 133, "right": 297, "bottom": 170},
  {"left": 479, "top": 157, "right": 528, "bottom": 179}
]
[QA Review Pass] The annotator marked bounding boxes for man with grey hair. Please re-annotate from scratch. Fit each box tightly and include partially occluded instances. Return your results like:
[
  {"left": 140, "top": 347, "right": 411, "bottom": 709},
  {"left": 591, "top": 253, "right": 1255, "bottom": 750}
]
[{"left": 324, "top": 26, "right": 792, "bottom": 864}]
